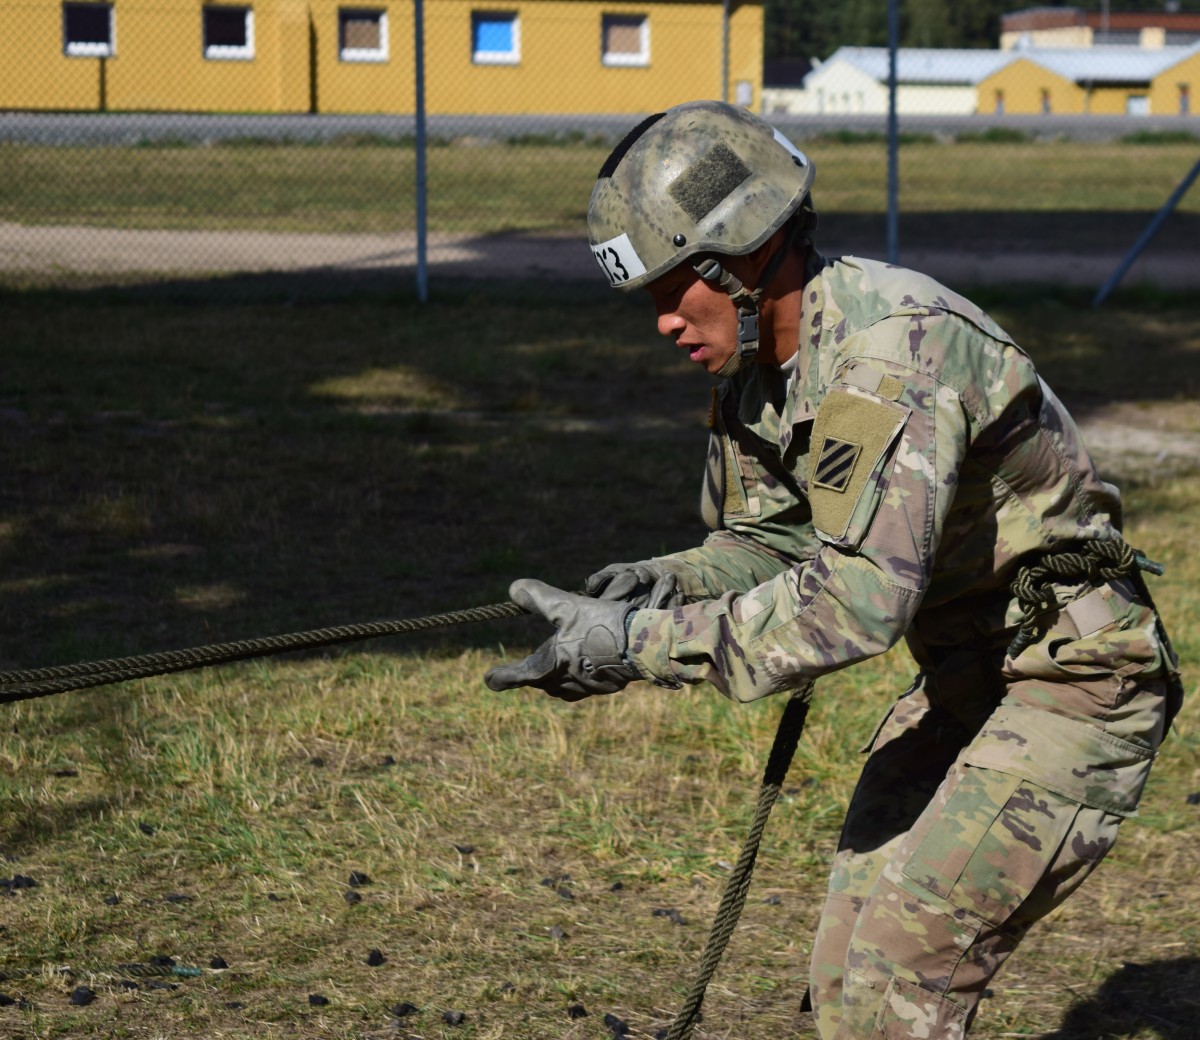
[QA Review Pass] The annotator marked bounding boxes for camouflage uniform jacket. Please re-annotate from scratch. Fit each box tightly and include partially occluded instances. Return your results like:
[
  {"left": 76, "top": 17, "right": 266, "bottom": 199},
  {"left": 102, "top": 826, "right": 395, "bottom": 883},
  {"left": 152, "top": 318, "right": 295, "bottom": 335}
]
[{"left": 627, "top": 255, "right": 1177, "bottom": 816}]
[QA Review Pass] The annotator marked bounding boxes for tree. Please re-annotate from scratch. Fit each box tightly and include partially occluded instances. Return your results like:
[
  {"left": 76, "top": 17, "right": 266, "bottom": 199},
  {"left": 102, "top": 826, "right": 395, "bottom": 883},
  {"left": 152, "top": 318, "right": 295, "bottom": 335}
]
[{"left": 764, "top": 0, "right": 1200, "bottom": 62}]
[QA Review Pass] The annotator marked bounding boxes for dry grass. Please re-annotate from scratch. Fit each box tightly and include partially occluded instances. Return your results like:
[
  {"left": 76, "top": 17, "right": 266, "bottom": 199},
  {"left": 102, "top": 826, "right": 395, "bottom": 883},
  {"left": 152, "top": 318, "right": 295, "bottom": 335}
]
[
  {"left": 0, "top": 139, "right": 1196, "bottom": 235},
  {"left": 0, "top": 281, "right": 1197, "bottom": 1039}
]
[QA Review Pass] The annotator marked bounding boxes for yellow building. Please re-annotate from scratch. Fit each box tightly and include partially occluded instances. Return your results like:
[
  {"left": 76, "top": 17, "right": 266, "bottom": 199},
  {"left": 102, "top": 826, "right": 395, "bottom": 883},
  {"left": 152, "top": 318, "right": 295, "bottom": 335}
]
[
  {"left": 979, "top": 45, "right": 1200, "bottom": 116},
  {"left": 0, "top": 0, "right": 762, "bottom": 114}
]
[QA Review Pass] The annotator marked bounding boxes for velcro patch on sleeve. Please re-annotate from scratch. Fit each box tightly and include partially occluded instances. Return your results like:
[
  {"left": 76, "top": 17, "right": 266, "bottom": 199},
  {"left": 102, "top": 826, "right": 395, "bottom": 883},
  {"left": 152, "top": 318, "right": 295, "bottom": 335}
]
[{"left": 809, "top": 388, "right": 909, "bottom": 541}]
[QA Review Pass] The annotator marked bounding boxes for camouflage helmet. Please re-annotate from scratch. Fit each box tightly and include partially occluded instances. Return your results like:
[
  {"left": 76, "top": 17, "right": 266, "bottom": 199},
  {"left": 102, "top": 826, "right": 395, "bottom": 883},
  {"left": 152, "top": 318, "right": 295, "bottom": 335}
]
[{"left": 587, "top": 100, "right": 815, "bottom": 293}]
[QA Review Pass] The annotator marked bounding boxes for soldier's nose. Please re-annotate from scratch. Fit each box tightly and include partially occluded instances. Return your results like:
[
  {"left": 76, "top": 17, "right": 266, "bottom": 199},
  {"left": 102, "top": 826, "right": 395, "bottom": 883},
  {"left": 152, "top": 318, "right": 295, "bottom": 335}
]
[{"left": 657, "top": 311, "right": 685, "bottom": 338}]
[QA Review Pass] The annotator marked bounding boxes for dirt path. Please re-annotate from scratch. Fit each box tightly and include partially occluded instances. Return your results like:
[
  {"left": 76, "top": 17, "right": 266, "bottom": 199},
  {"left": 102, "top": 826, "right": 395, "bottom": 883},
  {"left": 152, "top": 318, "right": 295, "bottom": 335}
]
[
  {"left": 1076, "top": 401, "right": 1200, "bottom": 481},
  {"left": 3, "top": 222, "right": 1199, "bottom": 291}
]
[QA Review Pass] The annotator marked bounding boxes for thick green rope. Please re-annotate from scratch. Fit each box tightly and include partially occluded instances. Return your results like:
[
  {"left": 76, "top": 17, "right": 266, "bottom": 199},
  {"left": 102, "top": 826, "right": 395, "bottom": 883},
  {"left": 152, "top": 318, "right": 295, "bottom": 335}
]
[
  {"left": 0, "top": 601, "right": 527, "bottom": 705},
  {"left": 1007, "top": 537, "right": 1163, "bottom": 659},
  {"left": 665, "top": 681, "right": 814, "bottom": 1040}
]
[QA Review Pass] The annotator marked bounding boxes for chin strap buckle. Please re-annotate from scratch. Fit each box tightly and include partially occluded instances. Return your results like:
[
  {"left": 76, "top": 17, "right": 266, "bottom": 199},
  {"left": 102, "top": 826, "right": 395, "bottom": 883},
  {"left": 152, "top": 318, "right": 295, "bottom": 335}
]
[{"left": 737, "top": 308, "right": 760, "bottom": 358}]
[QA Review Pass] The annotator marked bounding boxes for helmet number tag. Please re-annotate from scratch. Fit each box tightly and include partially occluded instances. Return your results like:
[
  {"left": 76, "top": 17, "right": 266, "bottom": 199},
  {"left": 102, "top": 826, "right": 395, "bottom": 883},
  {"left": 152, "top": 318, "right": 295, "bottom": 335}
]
[{"left": 592, "top": 233, "right": 647, "bottom": 286}]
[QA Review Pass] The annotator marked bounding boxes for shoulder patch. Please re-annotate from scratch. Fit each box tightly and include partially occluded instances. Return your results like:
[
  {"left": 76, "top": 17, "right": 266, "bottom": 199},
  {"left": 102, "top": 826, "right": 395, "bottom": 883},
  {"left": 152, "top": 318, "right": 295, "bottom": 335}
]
[
  {"left": 809, "top": 387, "right": 909, "bottom": 541},
  {"left": 812, "top": 436, "right": 861, "bottom": 492}
]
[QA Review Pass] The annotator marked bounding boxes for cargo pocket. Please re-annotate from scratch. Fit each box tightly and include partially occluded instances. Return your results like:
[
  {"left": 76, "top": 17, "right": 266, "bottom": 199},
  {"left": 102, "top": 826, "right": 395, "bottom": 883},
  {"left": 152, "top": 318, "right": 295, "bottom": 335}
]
[
  {"left": 965, "top": 706, "right": 1154, "bottom": 817},
  {"left": 875, "top": 976, "right": 967, "bottom": 1040},
  {"left": 901, "top": 766, "right": 1078, "bottom": 927}
]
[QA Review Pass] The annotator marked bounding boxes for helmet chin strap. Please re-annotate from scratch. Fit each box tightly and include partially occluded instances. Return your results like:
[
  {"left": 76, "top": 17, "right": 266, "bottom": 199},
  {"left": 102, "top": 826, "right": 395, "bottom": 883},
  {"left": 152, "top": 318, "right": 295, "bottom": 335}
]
[{"left": 692, "top": 220, "right": 801, "bottom": 380}]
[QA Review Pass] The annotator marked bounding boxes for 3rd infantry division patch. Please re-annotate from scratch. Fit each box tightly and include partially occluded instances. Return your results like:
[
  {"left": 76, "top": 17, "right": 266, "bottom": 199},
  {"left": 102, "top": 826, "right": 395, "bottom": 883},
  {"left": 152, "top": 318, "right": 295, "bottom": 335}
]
[{"left": 813, "top": 436, "right": 862, "bottom": 492}]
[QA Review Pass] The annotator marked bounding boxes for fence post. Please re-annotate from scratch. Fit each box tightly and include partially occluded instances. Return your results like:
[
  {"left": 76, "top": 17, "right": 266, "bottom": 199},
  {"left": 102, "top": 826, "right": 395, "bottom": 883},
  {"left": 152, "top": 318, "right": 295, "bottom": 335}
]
[
  {"left": 721, "top": 0, "right": 729, "bottom": 104},
  {"left": 1093, "top": 157, "right": 1200, "bottom": 307},
  {"left": 413, "top": 0, "right": 429, "bottom": 303},
  {"left": 886, "top": 0, "right": 899, "bottom": 265}
]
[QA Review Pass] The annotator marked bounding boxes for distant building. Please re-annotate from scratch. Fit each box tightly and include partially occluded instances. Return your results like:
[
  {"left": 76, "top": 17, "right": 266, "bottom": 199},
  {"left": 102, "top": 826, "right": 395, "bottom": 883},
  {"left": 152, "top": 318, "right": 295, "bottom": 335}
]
[
  {"left": 0, "top": 0, "right": 763, "bottom": 115},
  {"left": 764, "top": 47, "right": 1015, "bottom": 115},
  {"left": 1001, "top": 6, "right": 1200, "bottom": 50},
  {"left": 762, "top": 41, "right": 1200, "bottom": 118},
  {"left": 981, "top": 44, "right": 1200, "bottom": 115}
]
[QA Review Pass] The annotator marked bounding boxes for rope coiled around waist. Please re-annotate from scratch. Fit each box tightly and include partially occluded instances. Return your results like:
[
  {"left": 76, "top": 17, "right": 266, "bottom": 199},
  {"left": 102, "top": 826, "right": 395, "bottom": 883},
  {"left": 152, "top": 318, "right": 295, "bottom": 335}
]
[{"left": 1007, "top": 537, "right": 1164, "bottom": 659}]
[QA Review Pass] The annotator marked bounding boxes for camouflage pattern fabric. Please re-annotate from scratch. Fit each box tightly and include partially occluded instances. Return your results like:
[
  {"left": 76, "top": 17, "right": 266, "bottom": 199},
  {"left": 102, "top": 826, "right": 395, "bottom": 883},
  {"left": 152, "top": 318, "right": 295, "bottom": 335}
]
[{"left": 619, "top": 254, "right": 1178, "bottom": 1037}]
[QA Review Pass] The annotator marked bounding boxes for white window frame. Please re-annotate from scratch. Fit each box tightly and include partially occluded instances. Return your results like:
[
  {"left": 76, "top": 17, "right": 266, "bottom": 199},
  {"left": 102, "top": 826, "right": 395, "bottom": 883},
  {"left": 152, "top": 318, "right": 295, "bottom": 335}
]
[
  {"left": 601, "top": 13, "right": 649, "bottom": 67},
  {"left": 63, "top": 2, "right": 114, "bottom": 57},
  {"left": 203, "top": 5, "right": 255, "bottom": 61},
  {"left": 471, "top": 11, "right": 520, "bottom": 65},
  {"left": 339, "top": 7, "right": 388, "bottom": 63}
]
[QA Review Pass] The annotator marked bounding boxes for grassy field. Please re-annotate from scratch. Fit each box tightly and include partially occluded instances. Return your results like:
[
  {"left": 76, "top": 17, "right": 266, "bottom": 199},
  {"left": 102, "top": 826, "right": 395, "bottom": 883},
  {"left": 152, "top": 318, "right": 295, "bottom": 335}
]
[
  {"left": 0, "top": 138, "right": 1197, "bottom": 235},
  {"left": 0, "top": 279, "right": 1197, "bottom": 1039}
]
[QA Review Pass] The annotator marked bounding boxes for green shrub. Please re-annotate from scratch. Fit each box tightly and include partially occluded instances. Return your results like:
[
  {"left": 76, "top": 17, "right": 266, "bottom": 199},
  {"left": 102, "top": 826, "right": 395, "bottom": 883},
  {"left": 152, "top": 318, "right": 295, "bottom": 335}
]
[
  {"left": 955, "top": 126, "right": 1031, "bottom": 144},
  {"left": 1121, "top": 129, "right": 1199, "bottom": 145}
]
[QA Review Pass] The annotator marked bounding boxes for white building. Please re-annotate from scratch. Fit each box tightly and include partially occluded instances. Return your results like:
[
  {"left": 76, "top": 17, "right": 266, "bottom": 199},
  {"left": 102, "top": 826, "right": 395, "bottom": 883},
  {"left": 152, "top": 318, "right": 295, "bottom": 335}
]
[{"left": 764, "top": 47, "right": 1017, "bottom": 116}]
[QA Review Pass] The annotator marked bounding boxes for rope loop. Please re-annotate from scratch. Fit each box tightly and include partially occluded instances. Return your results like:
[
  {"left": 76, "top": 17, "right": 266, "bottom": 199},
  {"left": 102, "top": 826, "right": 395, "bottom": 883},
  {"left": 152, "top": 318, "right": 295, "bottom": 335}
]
[{"left": 1007, "top": 537, "right": 1163, "bottom": 659}]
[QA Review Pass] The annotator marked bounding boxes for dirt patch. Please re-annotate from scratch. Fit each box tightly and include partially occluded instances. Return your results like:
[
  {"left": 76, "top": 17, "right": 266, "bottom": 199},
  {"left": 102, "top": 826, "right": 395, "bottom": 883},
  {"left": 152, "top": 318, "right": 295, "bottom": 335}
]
[
  {"left": 1077, "top": 401, "right": 1200, "bottom": 482},
  {"left": 3, "top": 222, "right": 1199, "bottom": 292}
]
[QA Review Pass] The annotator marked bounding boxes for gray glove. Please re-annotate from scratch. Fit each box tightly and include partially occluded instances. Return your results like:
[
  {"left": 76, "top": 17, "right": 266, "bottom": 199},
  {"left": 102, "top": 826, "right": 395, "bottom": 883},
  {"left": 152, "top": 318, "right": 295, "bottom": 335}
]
[
  {"left": 484, "top": 579, "right": 640, "bottom": 700},
  {"left": 584, "top": 560, "right": 686, "bottom": 609}
]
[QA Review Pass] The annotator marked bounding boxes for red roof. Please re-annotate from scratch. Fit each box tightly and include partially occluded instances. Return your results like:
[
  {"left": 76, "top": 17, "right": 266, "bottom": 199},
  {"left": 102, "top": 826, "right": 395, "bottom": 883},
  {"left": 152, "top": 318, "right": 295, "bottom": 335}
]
[{"left": 1002, "top": 7, "right": 1200, "bottom": 33}]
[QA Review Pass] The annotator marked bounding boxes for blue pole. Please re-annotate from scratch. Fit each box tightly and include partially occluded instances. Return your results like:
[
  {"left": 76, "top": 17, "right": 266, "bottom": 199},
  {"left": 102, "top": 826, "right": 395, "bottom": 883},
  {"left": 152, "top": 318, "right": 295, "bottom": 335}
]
[
  {"left": 886, "top": 0, "right": 899, "bottom": 265},
  {"left": 721, "top": 0, "right": 729, "bottom": 104},
  {"left": 1093, "top": 156, "right": 1200, "bottom": 307},
  {"left": 413, "top": 0, "right": 429, "bottom": 303}
]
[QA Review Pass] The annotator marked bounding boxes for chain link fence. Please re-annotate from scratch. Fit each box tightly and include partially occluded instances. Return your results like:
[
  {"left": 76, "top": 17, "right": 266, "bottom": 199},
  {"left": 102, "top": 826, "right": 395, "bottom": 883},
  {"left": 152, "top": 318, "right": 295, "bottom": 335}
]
[{"left": 1, "top": 0, "right": 1198, "bottom": 294}]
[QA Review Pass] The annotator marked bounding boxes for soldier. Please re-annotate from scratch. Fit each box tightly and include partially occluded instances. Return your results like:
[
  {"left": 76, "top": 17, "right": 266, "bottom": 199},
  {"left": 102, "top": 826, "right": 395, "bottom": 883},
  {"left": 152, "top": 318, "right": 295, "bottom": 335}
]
[{"left": 484, "top": 101, "right": 1182, "bottom": 1039}]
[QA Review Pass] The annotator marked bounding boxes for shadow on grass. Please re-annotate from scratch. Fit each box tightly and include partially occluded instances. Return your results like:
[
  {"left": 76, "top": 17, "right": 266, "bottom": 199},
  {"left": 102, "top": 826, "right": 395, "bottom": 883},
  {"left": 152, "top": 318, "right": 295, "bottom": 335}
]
[
  {"left": 0, "top": 268, "right": 1197, "bottom": 684},
  {"left": 822, "top": 210, "right": 1200, "bottom": 258},
  {"left": 1, "top": 795, "right": 127, "bottom": 852},
  {"left": 1042, "top": 957, "right": 1200, "bottom": 1040},
  {"left": 0, "top": 273, "right": 704, "bottom": 676}
]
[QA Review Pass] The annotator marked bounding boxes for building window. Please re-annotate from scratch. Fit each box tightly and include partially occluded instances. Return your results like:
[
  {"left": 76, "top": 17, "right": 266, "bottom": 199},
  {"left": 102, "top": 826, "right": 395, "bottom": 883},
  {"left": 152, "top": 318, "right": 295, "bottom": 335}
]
[
  {"left": 471, "top": 11, "right": 519, "bottom": 64},
  {"left": 203, "top": 6, "right": 254, "bottom": 60},
  {"left": 63, "top": 2, "right": 113, "bottom": 57},
  {"left": 1180, "top": 84, "right": 1191, "bottom": 116},
  {"left": 1126, "top": 94, "right": 1149, "bottom": 116},
  {"left": 1040, "top": 89, "right": 1051, "bottom": 115},
  {"left": 339, "top": 8, "right": 387, "bottom": 62},
  {"left": 602, "top": 13, "right": 649, "bottom": 67},
  {"left": 735, "top": 80, "right": 752, "bottom": 107},
  {"left": 1093, "top": 30, "right": 1140, "bottom": 46}
]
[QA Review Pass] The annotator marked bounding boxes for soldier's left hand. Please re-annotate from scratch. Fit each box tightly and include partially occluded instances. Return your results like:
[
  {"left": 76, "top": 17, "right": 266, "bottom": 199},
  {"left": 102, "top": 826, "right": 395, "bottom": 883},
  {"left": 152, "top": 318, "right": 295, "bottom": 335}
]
[{"left": 484, "top": 579, "right": 640, "bottom": 700}]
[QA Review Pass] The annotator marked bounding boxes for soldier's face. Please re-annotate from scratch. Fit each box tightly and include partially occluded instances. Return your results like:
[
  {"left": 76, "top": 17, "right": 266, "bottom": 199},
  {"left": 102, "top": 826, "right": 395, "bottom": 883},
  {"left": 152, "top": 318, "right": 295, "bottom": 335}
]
[{"left": 646, "top": 267, "right": 739, "bottom": 375}]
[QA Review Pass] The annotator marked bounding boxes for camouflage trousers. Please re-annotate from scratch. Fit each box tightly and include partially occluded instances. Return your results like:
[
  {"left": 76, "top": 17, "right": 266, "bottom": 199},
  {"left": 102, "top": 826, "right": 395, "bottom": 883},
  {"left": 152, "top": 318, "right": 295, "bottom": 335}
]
[{"left": 807, "top": 669, "right": 1167, "bottom": 1040}]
